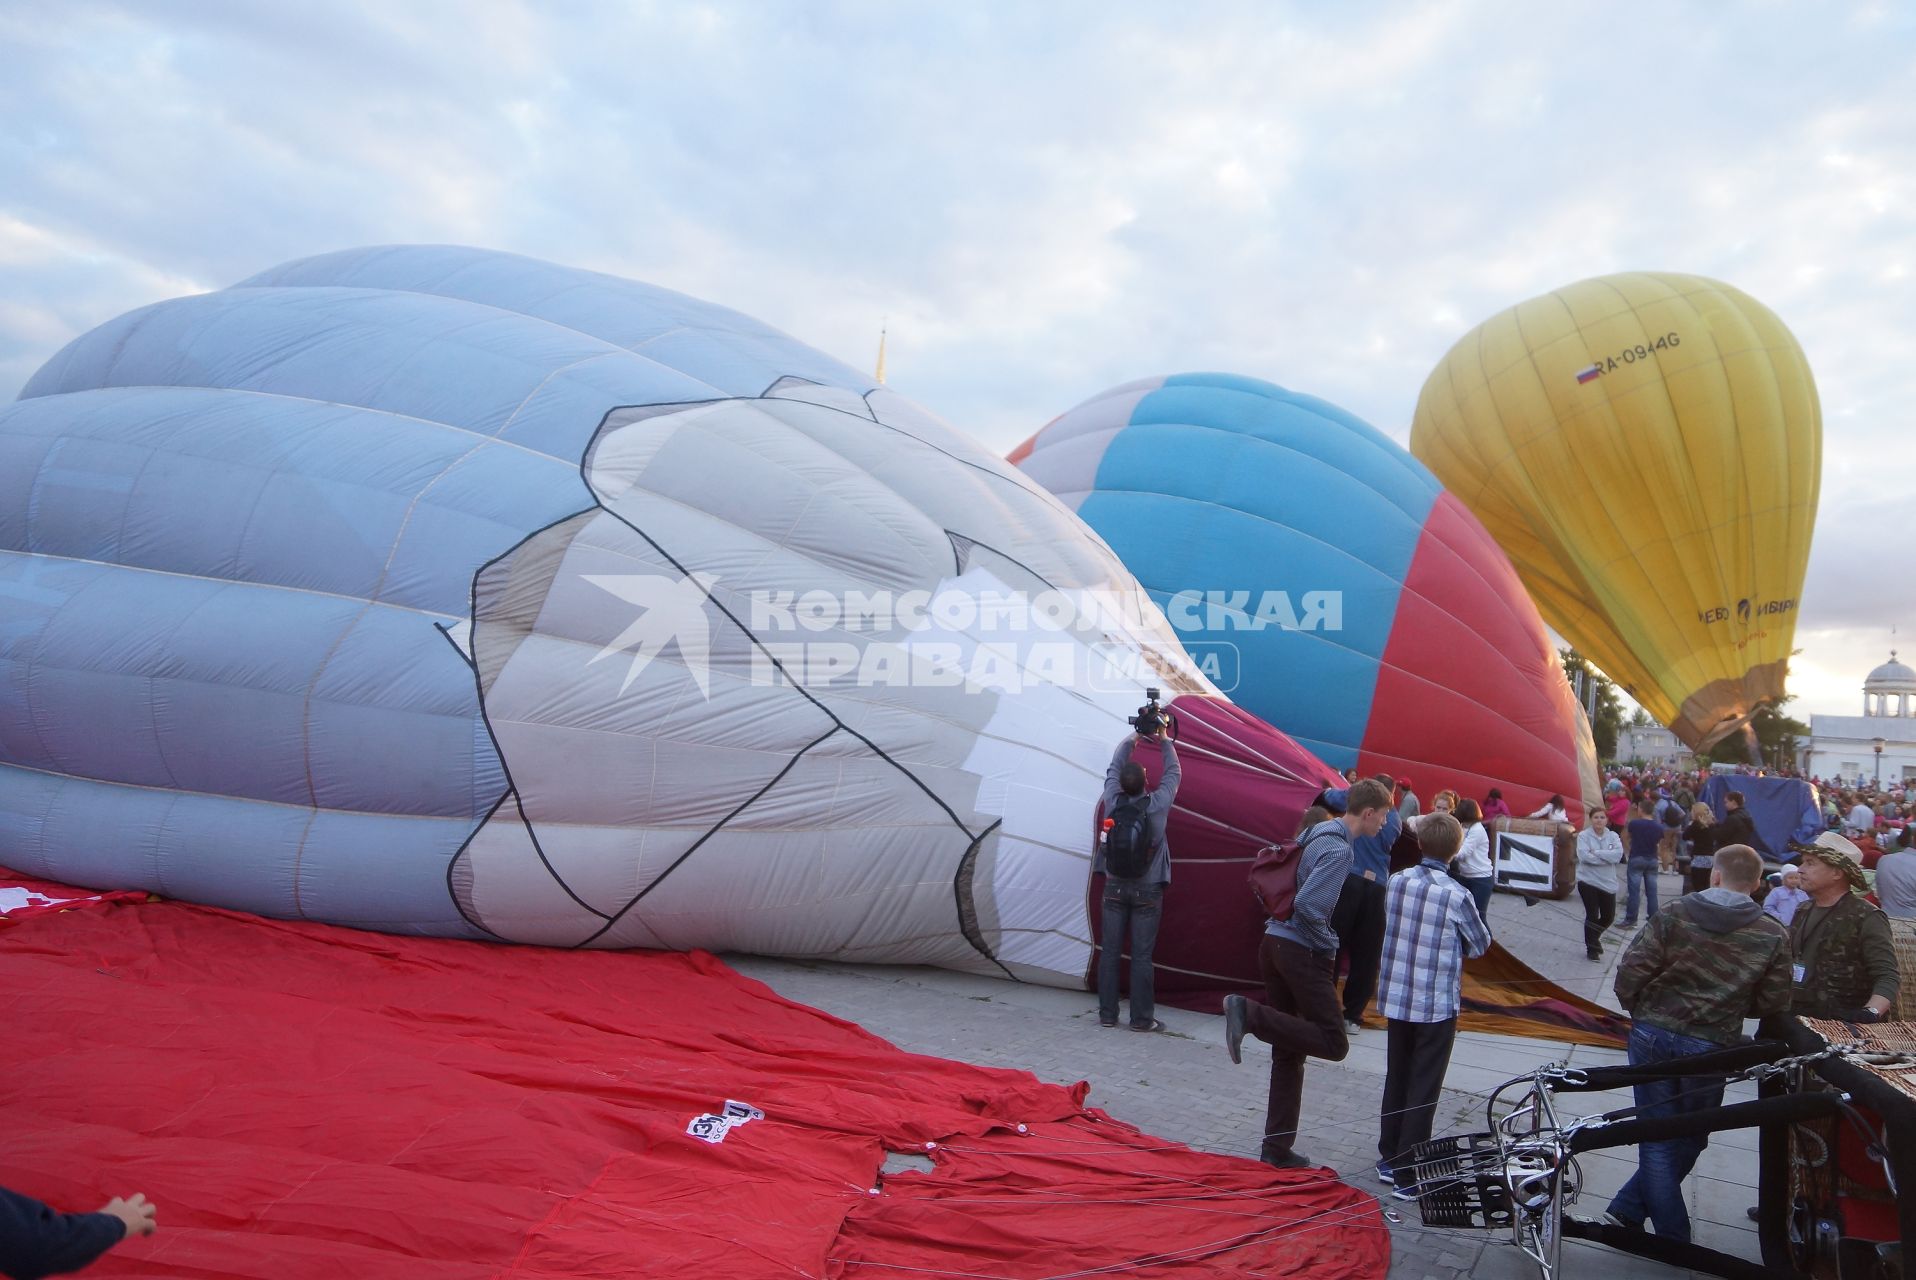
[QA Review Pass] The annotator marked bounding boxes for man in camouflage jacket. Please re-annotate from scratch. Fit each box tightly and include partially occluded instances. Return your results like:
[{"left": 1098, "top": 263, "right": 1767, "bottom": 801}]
[
  {"left": 1788, "top": 834, "right": 1899, "bottom": 1022},
  {"left": 1605, "top": 845, "right": 1792, "bottom": 1243}
]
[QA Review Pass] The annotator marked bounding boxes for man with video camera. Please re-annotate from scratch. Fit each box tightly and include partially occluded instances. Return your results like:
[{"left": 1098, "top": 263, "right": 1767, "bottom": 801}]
[{"left": 1096, "top": 691, "right": 1182, "bottom": 1033}]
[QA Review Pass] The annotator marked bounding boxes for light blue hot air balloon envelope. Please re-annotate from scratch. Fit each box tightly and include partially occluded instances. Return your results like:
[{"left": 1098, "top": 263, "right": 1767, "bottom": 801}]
[
  {"left": 1009, "top": 374, "right": 1599, "bottom": 818},
  {"left": 1, "top": 247, "right": 1300, "bottom": 985}
]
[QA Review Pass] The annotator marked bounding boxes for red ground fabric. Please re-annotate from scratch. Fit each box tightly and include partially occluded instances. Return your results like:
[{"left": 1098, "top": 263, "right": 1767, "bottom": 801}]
[{"left": 0, "top": 871, "right": 1388, "bottom": 1279}]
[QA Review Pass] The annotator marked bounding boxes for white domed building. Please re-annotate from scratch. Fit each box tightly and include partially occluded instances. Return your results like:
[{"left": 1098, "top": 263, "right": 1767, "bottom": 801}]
[{"left": 1803, "top": 652, "right": 1916, "bottom": 786}]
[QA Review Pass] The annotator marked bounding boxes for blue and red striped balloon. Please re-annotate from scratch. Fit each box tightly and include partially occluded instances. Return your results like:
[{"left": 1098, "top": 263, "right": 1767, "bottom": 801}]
[{"left": 1011, "top": 373, "right": 1597, "bottom": 819}]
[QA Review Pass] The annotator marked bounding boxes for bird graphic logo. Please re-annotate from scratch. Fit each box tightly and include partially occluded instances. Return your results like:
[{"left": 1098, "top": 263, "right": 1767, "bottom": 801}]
[{"left": 583, "top": 572, "right": 719, "bottom": 699}]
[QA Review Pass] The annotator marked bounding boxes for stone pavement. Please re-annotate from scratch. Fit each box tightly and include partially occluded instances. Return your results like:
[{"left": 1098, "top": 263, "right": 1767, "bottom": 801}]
[{"left": 727, "top": 866, "right": 1767, "bottom": 1279}]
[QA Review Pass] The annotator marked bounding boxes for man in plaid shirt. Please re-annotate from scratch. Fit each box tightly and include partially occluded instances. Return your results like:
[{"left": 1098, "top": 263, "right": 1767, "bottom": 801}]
[{"left": 1374, "top": 812, "right": 1490, "bottom": 1197}]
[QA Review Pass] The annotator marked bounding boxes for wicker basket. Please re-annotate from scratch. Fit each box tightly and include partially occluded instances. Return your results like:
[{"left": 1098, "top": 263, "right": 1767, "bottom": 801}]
[
  {"left": 1801, "top": 1016, "right": 1916, "bottom": 1105},
  {"left": 1889, "top": 917, "right": 1916, "bottom": 1024}
]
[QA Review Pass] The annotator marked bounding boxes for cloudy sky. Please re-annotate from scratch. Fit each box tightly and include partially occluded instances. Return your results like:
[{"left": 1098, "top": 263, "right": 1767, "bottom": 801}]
[{"left": 2, "top": 0, "right": 1909, "bottom": 721}]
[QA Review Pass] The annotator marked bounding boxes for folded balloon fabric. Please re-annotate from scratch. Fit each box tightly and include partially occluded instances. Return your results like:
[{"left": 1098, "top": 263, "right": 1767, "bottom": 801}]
[{"left": 0, "top": 871, "right": 1388, "bottom": 1279}]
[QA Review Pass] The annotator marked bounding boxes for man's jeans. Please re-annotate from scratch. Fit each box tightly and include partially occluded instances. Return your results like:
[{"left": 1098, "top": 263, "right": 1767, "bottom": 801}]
[
  {"left": 1623, "top": 859, "right": 1659, "bottom": 924},
  {"left": 1097, "top": 878, "right": 1163, "bottom": 1027},
  {"left": 1606, "top": 1022, "right": 1727, "bottom": 1242},
  {"left": 1458, "top": 874, "right": 1495, "bottom": 923}
]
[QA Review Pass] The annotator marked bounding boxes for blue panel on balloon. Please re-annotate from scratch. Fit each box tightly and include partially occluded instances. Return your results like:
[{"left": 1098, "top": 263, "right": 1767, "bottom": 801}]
[{"left": 1065, "top": 374, "right": 1457, "bottom": 770}]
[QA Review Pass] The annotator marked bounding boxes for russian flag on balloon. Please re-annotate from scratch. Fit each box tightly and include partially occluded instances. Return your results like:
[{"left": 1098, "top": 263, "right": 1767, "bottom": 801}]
[{"left": 1010, "top": 372, "right": 1598, "bottom": 820}]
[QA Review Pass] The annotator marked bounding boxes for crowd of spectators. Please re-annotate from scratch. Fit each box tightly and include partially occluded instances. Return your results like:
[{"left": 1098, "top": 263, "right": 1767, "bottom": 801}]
[
  {"left": 1221, "top": 762, "right": 1907, "bottom": 1245},
  {"left": 1243, "top": 763, "right": 1908, "bottom": 1244},
  {"left": 1598, "top": 765, "right": 1914, "bottom": 918}
]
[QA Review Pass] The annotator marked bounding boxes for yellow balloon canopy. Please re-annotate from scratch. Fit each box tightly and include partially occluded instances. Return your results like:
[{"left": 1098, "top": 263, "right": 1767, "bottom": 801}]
[{"left": 1411, "top": 272, "right": 1820, "bottom": 751}]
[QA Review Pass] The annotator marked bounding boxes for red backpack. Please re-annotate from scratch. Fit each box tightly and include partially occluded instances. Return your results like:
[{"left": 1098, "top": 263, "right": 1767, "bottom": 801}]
[{"left": 1249, "top": 827, "right": 1337, "bottom": 921}]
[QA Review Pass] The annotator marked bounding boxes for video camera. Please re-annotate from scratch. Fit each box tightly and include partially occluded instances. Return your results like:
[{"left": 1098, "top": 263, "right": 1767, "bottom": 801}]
[{"left": 1128, "top": 688, "right": 1178, "bottom": 741}]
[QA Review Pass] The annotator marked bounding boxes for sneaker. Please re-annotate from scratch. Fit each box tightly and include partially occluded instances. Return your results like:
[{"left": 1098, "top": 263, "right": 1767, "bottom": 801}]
[
  {"left": 1390, "top": 1183, "right": 1419, "bottom": 1201},
  {"left": 1261, "top": 1149, "right": 1313, "bottom": 1170},
  {"left": 1223, "top": 994, "right": 1247, "bottom": 1064},
  {"left": 1586, "top": 948, "right": 1602, "bottom": 961},
  {"left": 1344, "top": 1019, "right": 1365, "bottom": 1034},
  {"left": 1098, "top": 1017, "right": 1118, "bottom": 1028},
  {"left": 1130, "top": 1018, "right": 1165, "bottom": 1033},
  {"left": 1374, "top": 1162, "right": 1394, "bottom": 1186}
]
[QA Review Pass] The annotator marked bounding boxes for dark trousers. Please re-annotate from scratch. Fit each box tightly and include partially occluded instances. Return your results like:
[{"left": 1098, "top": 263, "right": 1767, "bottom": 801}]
[
  {"left": 1096, "top": 879, "right": 1163, "bottom": 1027},
  {"left": 1244, "top": 933, "right": 1349, "bottom": 1160},
  {"left": 1378, "top": 1017, "right": 1459, "bottom": 1187},
  {"left": 1578, "top": 882, "right": 1616, "bottom": 954},
  {"left": 1331, "top": 873, "right": 1387, "bottom": 1022}
]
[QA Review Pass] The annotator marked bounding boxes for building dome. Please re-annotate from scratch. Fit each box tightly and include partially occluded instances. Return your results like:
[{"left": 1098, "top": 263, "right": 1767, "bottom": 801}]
[{"left": 1866, "top": 651, "right": 1916, "bottom": 694}]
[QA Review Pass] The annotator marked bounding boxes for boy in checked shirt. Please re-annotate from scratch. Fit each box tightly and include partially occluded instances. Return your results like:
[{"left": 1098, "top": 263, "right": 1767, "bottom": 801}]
[{"left": 1373, "top": 812, "right": 1490, "bottom": 1198}]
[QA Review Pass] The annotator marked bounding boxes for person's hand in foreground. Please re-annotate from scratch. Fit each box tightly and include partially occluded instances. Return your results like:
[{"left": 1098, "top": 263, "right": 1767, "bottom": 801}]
[{"left": 99, "top": 1194, "right": 157, "bottom": 1239}]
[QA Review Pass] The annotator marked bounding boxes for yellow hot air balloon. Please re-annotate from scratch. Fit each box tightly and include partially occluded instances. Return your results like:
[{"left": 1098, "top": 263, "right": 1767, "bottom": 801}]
[{"left": 1411, "top": 272, "right": 1820, "bottom": 751}]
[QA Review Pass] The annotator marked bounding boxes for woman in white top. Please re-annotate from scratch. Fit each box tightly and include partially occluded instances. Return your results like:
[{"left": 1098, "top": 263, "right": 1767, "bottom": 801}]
[
  {"left": 1527, "top": 794, "right": 1569, "bottom": 823},
  {"left": 1574, "top": 806, "right": 1625, "bottom": 961},
  {"left": 1451, "top": 797, "right": 1495, "bottom": 921}
]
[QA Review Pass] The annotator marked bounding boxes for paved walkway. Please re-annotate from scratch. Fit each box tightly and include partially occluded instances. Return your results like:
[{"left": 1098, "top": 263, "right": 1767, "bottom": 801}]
[{"left": 727, "top": 867, "right": 1763, "bottom": 1279}]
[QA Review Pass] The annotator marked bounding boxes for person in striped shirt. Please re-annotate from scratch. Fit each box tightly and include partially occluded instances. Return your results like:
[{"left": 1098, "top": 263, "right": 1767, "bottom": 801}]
[{"left": 1373, "top": 812, "right": 1491, "bottom": 1198}]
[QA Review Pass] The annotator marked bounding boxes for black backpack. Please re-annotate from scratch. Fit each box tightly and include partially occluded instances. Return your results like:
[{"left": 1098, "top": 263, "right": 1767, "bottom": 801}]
[{"left": 1104, "top": 793, "right": 1155, "bottom": 880}]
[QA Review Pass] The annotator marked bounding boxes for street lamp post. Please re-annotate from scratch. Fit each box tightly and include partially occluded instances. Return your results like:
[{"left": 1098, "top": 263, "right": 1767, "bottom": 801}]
[{"left": 1874, "top": 736, "right": 1887, "bottom": 786}]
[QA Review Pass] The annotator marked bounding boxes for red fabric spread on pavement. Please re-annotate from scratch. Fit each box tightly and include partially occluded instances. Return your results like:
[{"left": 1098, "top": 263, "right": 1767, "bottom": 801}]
[{"left": 0, "top": 871, "right": 1388, "bottom": 1279}]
